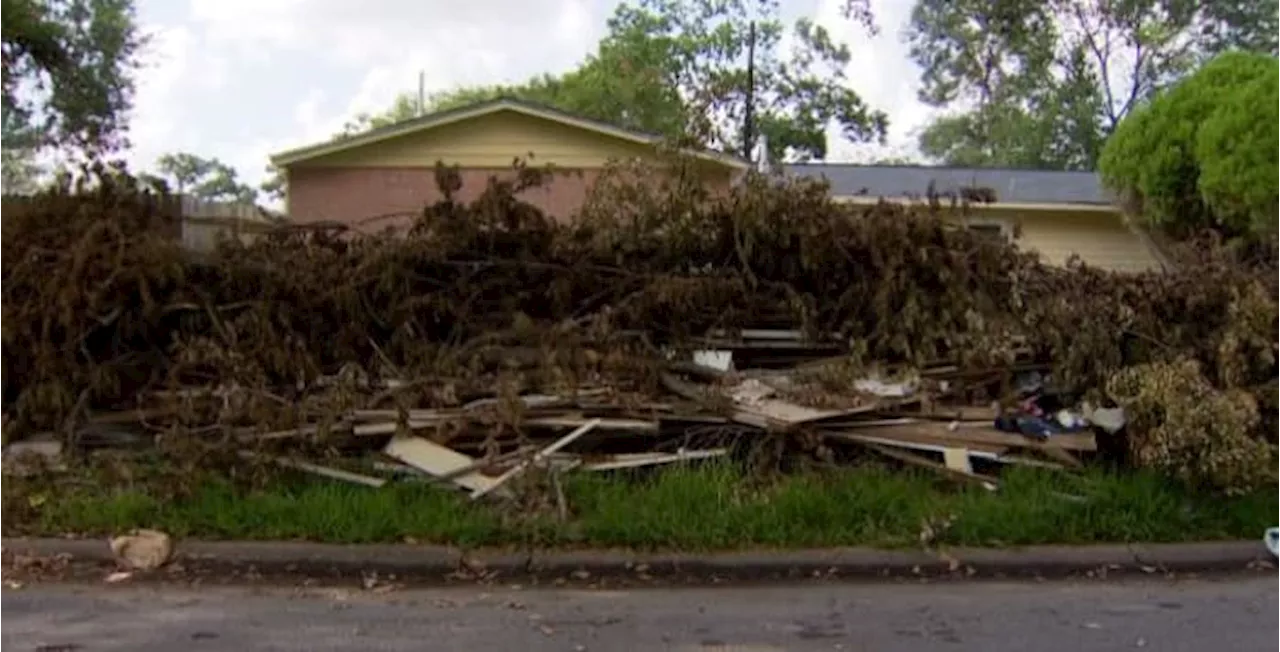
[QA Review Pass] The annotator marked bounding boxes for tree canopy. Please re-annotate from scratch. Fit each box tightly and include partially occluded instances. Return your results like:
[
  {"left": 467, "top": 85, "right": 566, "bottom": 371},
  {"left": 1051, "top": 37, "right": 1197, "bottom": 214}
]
[
  {"left": 1098, "top": 51, "right": 1278, "bottom": 236},
  {"left": 1, "top": 0, "right": 144, "bottom": 155},
  {"left": 150, "top": 152, "right": 258, "bottom": 203},
  {"left": 905, "top": 0, "right": 1279, "bottom": 170},
  {"left": 348, "top": 0, "right": 886, "bottom": 163},
  {"left": 2, "top": 108, "right": 44, "bottom": 193}
]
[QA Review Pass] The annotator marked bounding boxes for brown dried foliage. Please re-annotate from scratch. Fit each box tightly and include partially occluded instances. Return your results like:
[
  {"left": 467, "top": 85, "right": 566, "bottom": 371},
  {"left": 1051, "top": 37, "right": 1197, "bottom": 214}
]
[{"left": 2, "top": 159, "right": 1275, "bottom": 490}]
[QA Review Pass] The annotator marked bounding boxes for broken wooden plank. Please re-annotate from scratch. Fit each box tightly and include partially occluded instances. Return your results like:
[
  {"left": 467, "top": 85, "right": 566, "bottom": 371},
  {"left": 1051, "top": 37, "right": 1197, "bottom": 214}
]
[
  {"left": 383, "top": 435, "right": 505, "bottom": 495},
  {"left": 470, "top": 418, "right": 602, "bottom": 500},
  {"left": 581, "top": 448, "right": 729, "bottom": 471},
  {"left": 237, "top": 421, "right": 354, "bottom": 441},
  {"left": 856, "top": 440, "right": 1000, "bottom": 489},
  {"left": 836, "top": 424, "right": 1096, "bottom": 453},
  {"left": 659, "top": 372, "right": 874, "bottom": 431},
  {"left": 942, "top": 448, "right": 973, "bottom": 474},
  {"left": 828, "top": 429, "right": 1010, "bottom": 455},
  {"left": 237, "top": 451, "right": 386, "bottom": 488},
  {"left": 825, "top": 431, "right": 1065, "bottom": 471},
  {"left": 348, "top": 410, "right": 651, "bottom": 432}
]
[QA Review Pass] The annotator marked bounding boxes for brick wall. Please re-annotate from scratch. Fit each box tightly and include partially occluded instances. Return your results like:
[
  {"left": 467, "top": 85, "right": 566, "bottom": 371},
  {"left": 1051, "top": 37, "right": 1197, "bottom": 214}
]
[
  {"left": 287, "top": 167, "right": 604, "bottom": 231},
  {"left": 286, "top": 166, "right": 734, "bottom": 231}
]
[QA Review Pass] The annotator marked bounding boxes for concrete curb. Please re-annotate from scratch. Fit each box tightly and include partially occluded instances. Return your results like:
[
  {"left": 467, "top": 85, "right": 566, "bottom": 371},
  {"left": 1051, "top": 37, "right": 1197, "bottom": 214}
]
[{"left": 3, "top": 538, "right": 1271, "bottom": 581}]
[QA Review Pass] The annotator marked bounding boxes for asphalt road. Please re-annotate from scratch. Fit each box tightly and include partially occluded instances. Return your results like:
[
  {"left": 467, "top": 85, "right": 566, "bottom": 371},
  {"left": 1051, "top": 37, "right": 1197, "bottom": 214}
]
[{"left": 3, "top": 577, "right": 1276, "bottom": 652}]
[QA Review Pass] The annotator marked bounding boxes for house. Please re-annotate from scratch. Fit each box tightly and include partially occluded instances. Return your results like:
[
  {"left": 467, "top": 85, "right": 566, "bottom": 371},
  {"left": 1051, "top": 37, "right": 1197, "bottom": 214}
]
[
  {"left": 269, "top": 97, "right": 749, "bottom": 230},
  {"left": 270, "top": 98, "right": 1167, "bottom": 273},
  {"left": 786, "top": 164, "right": 1169, "bottom": 273}
]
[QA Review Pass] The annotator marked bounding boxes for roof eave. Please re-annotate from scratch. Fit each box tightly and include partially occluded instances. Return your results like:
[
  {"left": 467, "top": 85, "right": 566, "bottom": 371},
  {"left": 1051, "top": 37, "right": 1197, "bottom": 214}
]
[{"left": 270, "top": 99, "right": 748, "bottom": 170}]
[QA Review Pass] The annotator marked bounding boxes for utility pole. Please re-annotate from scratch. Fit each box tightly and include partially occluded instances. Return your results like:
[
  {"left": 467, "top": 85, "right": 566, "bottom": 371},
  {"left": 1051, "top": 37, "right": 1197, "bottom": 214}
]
[
  {"left": 418, "top": 71, "right": 426, "bottom": 116},
  {"left": 742, "top": 20, "right": 756, "bottom": 162}
]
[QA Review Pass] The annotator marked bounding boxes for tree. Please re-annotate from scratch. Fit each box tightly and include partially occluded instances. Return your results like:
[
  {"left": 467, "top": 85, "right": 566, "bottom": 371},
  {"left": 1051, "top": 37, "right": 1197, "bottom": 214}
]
[
  {"left": 905, "top": 0, "right": 1279, "bottom": 170},
  {"left": 352, "top": 0, "right": 886, "bottom": 162},
  {"left": 1, "top": 0, "right": 144, "bottom": 154},
  {"left": 259, "top": 164, "right": 286, "bottom": 202},
  {"left": 1098, "top": 51, "right": 1278, "bottom": 236},
  {"left": 339, "top": 94, "right": 423, "bottom": 136},
  {"left": 2, "top": 109, "right": 45, "bottom": 193},
  {"left": 154, "top": 152, "right": 258, "bottom": 203},
  {"left": 339, "top": 76, "right": 582, "bottom": 135}
]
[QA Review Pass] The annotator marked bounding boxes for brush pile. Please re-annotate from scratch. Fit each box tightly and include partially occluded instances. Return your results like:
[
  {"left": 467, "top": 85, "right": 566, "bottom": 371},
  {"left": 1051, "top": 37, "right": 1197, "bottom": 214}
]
[{"left": 2, "top": 162, "right": 1276, "bottom": 495}]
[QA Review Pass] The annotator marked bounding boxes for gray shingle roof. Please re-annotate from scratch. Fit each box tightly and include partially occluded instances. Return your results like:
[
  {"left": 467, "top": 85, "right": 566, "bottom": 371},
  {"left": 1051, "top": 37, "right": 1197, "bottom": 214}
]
[{"left": 783, "top": 164, "right": 1111, "bottom": 205}]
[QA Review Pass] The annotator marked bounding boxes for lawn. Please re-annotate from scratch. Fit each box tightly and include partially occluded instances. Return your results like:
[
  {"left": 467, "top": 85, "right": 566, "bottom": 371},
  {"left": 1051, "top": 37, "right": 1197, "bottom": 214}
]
[{"left": 5, "top": 462, "right": 1273, "bottom": 550}]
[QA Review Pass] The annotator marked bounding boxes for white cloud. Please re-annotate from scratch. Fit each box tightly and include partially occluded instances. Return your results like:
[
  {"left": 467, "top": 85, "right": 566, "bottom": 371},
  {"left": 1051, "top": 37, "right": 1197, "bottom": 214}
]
[
  {"left": 126, "top": 0, "right": 608, "bottom": 187},
  {"left": 815, "top": 0, "right": 936, "bottom": 162},
  {"left": 122, "top": 0, "right": 938, "bottom": 192},
  {"left": 126, "top": 21, "right": 235, "bottom": 174}
]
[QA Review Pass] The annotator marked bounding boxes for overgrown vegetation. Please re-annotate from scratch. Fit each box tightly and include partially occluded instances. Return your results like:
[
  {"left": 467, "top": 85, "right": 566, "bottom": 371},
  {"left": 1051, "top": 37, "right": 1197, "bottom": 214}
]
[
  {"left": 1100, "top": 51, "right": 1280, "bottom": 237},
  {"left": 2, "top": 158, "right": 1277, "bottom": 499}
]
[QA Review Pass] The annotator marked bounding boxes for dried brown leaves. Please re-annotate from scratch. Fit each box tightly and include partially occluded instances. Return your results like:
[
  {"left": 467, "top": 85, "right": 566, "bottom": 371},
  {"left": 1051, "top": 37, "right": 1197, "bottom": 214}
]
[{"left": 2, "top": 161, "right": 1275, "bottom": 491}]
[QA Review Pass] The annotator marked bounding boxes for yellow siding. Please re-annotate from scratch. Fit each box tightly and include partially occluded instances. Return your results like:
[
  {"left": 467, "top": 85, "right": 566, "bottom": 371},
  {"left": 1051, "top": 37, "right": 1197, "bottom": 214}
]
[
  {"left": 299, "top": 109, "right": 657, "bottom": 168},
  {"left": 962, "top": 207, "right": 1163, "bottom": 273}
]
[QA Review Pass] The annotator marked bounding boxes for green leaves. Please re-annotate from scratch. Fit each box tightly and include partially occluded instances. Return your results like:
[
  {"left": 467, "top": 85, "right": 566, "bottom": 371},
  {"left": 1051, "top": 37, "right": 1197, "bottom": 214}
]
[
  {"left": 1100, "top": 51, "right": 1279, "bottom": 236},
  {"left": 1, "top": 0, "right": 144, "bottom": 154},
  {"left": 1195, "top": 70, "right": 1279, "bottom": 230},
  {"left": 905, "top": 0, "right": 1279, "bottom": 170},
  {"left": 2, "top": 108, "right": 45, "bottom": 193},
  {"left": 356, "top": 0, "right": 886, "bottom": 163},
  {"left": 154, "top": 152, "right": 258, "bottom": 203}
]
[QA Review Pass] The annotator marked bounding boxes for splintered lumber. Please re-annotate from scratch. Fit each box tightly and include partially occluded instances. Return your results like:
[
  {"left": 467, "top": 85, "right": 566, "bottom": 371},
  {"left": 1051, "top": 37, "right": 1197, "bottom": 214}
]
[
  {"left": 660, "top": 372, "right": 875, "bottom": 431},
  {"left": 832, "top": 424, "right": 1096, "bottom": 453},
  {"left": 348, "top": 409, "right": 656, "bottom": 432},
  {"left": 237, "top": 451, "right": 387, "bottom": 488},
  {"left": 580, "top": 448, "right": 729, "bottom": 471},
  {"left": 825, "top": 422, "right": 1089, "bottom": 469},
  {"left": 824, "top": 431, "right": 1064, "bottom": 470},
  {"left": 857, "top": 440, "right": 1000, "bottom": 490},
  {"left": 383, "top": 435, "right": 505, "bottom": 495},
  {"left": 470, "top": 418, "right": 602, "bottom": 500}
]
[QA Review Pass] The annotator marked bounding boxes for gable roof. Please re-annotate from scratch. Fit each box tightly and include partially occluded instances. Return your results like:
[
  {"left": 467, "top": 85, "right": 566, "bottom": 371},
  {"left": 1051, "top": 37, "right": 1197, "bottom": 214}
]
[
  {"left": 271, "top": 97, "right": 750, "bottom": 170},
  {"left": 785, "top": 163, "right": 1112, "bottom": 206}
]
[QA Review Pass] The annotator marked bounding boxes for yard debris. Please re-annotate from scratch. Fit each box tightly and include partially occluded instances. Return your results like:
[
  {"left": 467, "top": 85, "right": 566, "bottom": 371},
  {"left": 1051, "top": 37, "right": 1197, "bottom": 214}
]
[
  {"left": 108, "top": 529, "right": 173, "bottom": 571},
  {"left": 2, "top": 162, "right": 1275, "bottom": 500},
  {"left": 470, "top": 418, "right": 601, "bottom": 500},
  {"left": 20, "top": 354, "right": 1103, "bottom": 496},
  {"left": 383, "top": 435, "right": 510, "bottom": 496},
  {"left": 1, "top": 434, "right": 64, "bottom": 476},
  {"left": 104, "top": 571, "right": 133, "bottom": 584}
]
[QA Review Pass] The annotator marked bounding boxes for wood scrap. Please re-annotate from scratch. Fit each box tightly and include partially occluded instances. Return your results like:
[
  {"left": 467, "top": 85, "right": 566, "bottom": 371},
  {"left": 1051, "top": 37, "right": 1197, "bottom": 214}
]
[
  {"left": 470, "top": 419, "right": 602, "bottom": 500},
  {"left": 237, "top": 451, "right": 387, "bottom": 488},
  {"left": 856, "top": 440, "right": 1000, "bottom": 490},
  {"left": 580, "top": 448, "right": 729, "bottom": 471},
  {"left": 383, "top": 435, "right": 506, "bottom": 495}
]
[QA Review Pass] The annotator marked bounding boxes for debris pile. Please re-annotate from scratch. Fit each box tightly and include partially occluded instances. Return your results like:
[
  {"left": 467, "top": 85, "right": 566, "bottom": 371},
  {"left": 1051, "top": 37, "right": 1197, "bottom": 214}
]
[{"left": 2, "top": 162, "right": 1275, "bottom": 494}]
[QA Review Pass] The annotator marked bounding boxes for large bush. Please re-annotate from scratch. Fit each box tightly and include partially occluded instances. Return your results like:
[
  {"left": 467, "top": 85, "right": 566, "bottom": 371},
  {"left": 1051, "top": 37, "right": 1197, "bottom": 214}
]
[
  {"left": 1195, "top": 69, "right": 1280, "bottom": 229},
  {"left": 1099, "top": 51, "right": 1279, "bottom": 237}
]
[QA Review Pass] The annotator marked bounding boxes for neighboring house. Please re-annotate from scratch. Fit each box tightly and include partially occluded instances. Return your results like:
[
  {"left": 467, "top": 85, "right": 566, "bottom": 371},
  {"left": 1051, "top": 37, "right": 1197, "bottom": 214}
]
[
  {"left": 270, "top": 98, "right": 1166, "bottom": 273},
  {"left": 269, "top": 98, "right": 749, "bottom": 230},
  {"left": 786, "top": 164, "right": 1169, "bottom": 273}
]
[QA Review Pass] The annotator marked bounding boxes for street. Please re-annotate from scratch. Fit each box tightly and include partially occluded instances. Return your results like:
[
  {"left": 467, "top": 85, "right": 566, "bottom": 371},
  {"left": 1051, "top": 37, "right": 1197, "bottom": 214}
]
[{"left": 3, "top": 576, "right": 1275, "bottom": 652}]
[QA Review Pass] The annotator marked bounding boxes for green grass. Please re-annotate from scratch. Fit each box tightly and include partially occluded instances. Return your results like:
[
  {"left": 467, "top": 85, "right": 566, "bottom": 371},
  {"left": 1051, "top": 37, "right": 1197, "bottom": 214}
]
[{"left": 6, "top": 464, "right": 1275, "bottom": 550}]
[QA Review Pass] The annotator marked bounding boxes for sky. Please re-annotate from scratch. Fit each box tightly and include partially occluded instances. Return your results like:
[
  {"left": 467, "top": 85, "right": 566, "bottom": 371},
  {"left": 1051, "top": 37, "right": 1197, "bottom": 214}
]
[{"left": 127, "top": 0, "right": 938, "bottom": 188}]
